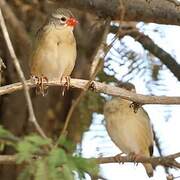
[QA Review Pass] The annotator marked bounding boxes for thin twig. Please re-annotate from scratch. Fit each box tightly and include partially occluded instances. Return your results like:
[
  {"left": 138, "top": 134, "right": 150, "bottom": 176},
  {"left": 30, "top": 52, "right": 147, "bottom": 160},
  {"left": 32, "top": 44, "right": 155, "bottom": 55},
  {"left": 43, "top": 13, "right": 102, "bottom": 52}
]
[
  {"left": 0, "top": 152, "right": 180, "bottom": 169},
  {"left": 0, "top": 155, "right": 17, "bottom": 164},
  {"left": 119, "top": 0, "right": 125, "bottom": 22},
  {"left": 0, "top": 9, "right": 47, "bottom": 139},
  {"left": 0, "top": 57, "right": 6, "bottom": 86},
  {"left": 94, "top": 153, "right": 180, "bottom": 168}
]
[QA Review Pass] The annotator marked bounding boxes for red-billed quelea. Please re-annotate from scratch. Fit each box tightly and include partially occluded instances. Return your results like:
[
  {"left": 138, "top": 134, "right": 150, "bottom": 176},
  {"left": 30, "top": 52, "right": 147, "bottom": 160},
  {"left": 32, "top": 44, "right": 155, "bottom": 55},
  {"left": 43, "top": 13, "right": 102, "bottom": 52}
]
[
  {"left": 104, "top": 82, "right": 154, "bottom": 177},
  {"left": 30, "top": 8, "right": 78, "bottom": 95}
]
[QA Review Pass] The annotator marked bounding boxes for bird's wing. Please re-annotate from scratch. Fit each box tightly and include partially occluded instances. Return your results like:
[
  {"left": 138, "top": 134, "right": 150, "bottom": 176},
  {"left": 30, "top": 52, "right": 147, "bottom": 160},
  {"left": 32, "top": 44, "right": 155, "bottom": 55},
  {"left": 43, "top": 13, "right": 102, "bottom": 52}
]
[{"left": 137, "top": 107, "right": 154, "bottom": 155}]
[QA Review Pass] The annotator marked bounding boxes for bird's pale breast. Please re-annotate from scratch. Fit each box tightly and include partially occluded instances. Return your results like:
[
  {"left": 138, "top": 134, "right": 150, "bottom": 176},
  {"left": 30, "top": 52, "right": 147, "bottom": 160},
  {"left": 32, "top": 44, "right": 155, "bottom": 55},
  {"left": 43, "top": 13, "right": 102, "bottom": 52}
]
[
  {"left": 104, "top": 98, "right": 153, "bottom": 155},
  {"left": 30, "top": 26, "right": 76, "bottom": 80}
]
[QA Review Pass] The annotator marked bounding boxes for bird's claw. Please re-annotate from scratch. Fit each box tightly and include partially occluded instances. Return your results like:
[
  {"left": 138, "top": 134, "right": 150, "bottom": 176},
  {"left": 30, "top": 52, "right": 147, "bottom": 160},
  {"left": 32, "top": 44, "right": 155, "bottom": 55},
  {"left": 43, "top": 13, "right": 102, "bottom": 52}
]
[
  {"left": 114, "top": 152, "right": 126, "bottom": 164},
  {"left": 61, "top": 76, "right": 71, "bottom": 96},
  {"left": 129, "top": 102, "right": 141, "bottom": 113},
  {"left": 128, "top": 152, "right": 140, "bottom": 166},
  {"left": 114, "top": 152, "right": 140, "bottom": 165},
  {"left": 31, "top": 75, "right": 48, "bottom": 96},
  {"left": 89, "top": 81, "right": 96, "bottom": 91}
]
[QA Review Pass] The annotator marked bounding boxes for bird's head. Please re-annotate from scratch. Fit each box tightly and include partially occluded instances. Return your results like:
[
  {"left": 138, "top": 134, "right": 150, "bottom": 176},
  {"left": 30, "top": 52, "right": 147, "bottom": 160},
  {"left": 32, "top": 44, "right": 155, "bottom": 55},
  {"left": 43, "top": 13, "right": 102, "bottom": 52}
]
[
  {"left": 50, "top": 8, "right": 78, "bottom": 29},
  {"left": 117, "top": 82, "right": 136, "bottom": 93}
]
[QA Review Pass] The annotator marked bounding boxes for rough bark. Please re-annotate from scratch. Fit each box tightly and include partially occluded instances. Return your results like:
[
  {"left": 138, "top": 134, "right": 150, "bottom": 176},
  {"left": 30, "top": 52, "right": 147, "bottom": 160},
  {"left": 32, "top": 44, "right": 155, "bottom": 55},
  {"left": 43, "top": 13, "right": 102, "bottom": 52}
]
[{"left": 55, "top": 0, "right": 180, "bottom": 25}]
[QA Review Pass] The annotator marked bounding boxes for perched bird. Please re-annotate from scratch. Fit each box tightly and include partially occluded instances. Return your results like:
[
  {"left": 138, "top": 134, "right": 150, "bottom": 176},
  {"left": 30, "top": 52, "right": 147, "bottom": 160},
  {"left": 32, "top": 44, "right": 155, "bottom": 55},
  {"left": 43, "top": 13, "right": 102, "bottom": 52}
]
[
  {"left": 30, "top": 8, "right": 78, "bottom": 95},
  {"left": 104, "top": 82, "right": 154, "bottom": 177}
]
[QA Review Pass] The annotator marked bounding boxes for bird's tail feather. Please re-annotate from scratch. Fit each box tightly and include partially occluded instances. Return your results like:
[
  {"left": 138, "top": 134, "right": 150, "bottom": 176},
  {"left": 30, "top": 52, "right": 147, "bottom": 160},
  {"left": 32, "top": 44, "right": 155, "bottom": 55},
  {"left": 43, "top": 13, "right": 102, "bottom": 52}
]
[{"left": 143, "top": 163, "right": 153, "bottom": 177}]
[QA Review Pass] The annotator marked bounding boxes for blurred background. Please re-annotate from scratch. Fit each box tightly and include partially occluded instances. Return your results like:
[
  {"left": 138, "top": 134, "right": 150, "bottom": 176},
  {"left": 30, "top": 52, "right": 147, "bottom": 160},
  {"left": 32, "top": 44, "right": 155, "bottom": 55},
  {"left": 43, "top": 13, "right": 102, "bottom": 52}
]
[{"left": 0, "top": 1, "right": 179, "bottom": 179}]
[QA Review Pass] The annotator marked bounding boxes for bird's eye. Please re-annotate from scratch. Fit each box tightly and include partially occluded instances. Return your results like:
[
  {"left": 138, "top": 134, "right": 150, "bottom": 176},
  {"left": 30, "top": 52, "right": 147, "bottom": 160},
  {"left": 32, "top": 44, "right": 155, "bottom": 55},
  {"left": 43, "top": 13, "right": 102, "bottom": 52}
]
[{"left": 60, "top": 16, "right": 66, "bottom": 22}]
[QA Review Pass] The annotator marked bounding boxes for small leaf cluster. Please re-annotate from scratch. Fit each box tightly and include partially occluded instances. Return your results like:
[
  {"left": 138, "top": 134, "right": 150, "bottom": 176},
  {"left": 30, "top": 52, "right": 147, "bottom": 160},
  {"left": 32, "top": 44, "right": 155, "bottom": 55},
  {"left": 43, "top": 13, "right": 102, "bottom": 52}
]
[{"left": 0, "top": 126, "right": 99, "bottom": 180}]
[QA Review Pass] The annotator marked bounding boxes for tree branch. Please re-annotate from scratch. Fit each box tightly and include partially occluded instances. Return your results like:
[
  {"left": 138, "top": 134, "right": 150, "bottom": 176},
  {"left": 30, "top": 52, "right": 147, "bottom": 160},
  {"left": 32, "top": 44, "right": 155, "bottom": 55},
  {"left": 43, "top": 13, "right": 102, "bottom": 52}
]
[
  {"left": 53, "top": 0, "right": 180, "bottom": 25},
  {"left": 128, "top": 31, "right": 180, "bottom": 81},
  {"left": 0, "top": 155, "right": 17, "bottom": 165},
  {"left": 0, "top": 78, "right": 180, "bottom": 105},
  {"left": 110, "top": 25, "right": 180, "bottom": 81},
  {"left": 94, "top": 152, "right": 180, "bottom": 169},
  {"left": 0, "top": 152, "right": 180, "bottom": 169},
  {"left": 166, "top": 0, "right": 180, "bottom": 6}
]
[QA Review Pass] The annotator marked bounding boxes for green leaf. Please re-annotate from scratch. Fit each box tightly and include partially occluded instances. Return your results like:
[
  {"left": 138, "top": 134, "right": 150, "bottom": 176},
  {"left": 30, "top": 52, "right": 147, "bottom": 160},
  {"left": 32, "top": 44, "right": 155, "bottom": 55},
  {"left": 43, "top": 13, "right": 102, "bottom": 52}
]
[
  {"left": 0, "top": 125, "right": 13, "bottom": 137},
  {"left": 57, "top": 136, "right": 75, "bottom": 152},
  {"left": 15, "top": 134, "right": 99, "bottom": 180},
  {"left": 47, "top": 148, "right": 69, "bottom": 180},
  {"left": 48, "top": 148, "right": 68, "bottom": 167},
  {"left": 25, "top": 134, "right": 51, "bottom": 146},
  {"left": 72, "top": 156, "right": 99, "bottom": 177},
  {"left": 16, "top": 134, "right": 51, "bottom": 163},
  {"left": 0, "top": 143, "right": 4, "bottom": 151},
  {"left": 16, "top": 141, "right": 39, "bottom": 163},
  {"left": 62, "top": 164, "right": 74, "bottom": 180},
  {"left": 57, "top": 135, "right": 66, "bottom": 146},
  {"left": 18, "top": 165, "right": 33, "bottom": 180},
  {"left": 34, "top": 159, "right": 48, "bottom": 180}
]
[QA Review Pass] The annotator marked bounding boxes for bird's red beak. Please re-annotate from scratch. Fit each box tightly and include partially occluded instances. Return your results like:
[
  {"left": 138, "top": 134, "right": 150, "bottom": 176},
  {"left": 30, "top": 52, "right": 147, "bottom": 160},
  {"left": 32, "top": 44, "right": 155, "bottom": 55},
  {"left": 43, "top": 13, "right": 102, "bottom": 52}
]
[{"left": 66, "top": 17, "right": 78, "bottom": 27}]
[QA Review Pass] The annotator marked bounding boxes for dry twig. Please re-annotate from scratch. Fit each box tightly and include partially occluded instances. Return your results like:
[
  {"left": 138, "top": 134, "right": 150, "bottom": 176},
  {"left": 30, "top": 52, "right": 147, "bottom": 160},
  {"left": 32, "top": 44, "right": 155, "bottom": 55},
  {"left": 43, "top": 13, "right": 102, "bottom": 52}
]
[
  {"left": 0, "top": 79, "right": 180, "bottom": 105},
  {"left": 0, "top": 152, "right": 179, "bottom": 169},
  {"left": 0, "top": 57, "right": 6, "bottom": 85},
  {"left": 0, "top": 9, "right": 47, "bottom": 139},
  {"left": 95, "top": 152, "right": 180, "bottom": 168}
]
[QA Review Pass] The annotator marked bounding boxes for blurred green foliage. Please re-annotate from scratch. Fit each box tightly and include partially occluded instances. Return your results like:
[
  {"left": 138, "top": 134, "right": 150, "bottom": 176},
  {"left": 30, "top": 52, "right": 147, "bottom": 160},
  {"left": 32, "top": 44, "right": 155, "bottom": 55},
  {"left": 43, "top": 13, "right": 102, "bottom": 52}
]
[{"left": 0, "top": 126, "right": 99, "bottom": 180}]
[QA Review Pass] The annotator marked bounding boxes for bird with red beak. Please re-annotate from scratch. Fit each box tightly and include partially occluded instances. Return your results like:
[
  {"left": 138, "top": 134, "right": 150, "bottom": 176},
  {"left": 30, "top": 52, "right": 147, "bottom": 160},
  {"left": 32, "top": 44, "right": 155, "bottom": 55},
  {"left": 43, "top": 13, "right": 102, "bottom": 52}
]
[{"left": 30, "top": 8, "right": 78, "bottom": 95}]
